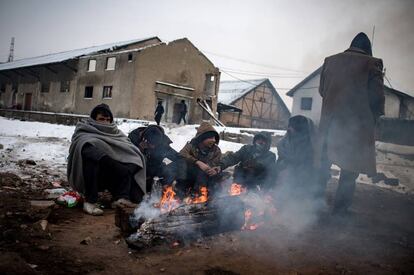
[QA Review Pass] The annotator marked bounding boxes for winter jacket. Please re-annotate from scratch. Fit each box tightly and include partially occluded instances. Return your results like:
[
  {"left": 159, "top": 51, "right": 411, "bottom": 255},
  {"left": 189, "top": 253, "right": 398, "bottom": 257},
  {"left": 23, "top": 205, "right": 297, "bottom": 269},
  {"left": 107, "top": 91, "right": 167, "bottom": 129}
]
[
  {"left": 276, "top": 116, "right": 317, "bottom": 188},
  {"left": 128, "top": 125, "right": 181, "bottom": 185},
  {"left": 221, "top": 132, "right": 276, "bottom": 187},
  {"left": 316, "top": 45, "right": 384, "bottom": 175},
  {"left": 179, "top": 122, "right": 221, "bottom": 167}
]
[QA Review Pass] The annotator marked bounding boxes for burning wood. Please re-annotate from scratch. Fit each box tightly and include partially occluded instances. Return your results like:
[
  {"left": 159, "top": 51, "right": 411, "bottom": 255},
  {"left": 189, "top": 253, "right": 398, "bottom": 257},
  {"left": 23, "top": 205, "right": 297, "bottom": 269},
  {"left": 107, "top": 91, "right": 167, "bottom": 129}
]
[
  {"left": 229, "top": 183, "right": 246, "bottom": 196},
  {"left": 115, "top": 183, "right": 278, "bottom": 249},
  {"left": 125, "top": 195, "right": 245, "bottom": 250},
  {"left": 159, "top": 186, "right": 180, "bottom": 214}
]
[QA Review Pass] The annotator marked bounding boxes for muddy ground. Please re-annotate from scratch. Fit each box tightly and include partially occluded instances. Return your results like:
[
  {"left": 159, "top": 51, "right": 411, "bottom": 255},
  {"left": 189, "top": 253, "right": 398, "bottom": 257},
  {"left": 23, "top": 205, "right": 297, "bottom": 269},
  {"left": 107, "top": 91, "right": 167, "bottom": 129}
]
[{"left": 1, "top": 161, "right": 414, "bottom": 275}]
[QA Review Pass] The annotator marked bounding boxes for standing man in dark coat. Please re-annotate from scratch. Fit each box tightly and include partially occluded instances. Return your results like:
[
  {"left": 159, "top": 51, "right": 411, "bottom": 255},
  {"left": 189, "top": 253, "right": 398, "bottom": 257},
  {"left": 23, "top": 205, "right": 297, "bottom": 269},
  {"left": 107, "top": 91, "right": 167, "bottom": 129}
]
[
  {"left": 220, "top": 132, "right": 276, "bottom": 190},
  {"left": 316, "top": 32, "right": 385, "bottom": 214},
  {"left": 154, "top": 101, "right": 164, "bottom": 126},
  {"left": 177, "top": 100, "right": 187, "bottom": 125}
]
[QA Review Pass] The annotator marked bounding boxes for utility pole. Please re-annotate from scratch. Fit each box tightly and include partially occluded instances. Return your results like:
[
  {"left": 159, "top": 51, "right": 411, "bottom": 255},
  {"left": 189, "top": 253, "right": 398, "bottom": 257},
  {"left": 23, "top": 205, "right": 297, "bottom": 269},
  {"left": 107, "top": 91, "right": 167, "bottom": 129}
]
[
  {"left": 371, "top": 26, "right": 375, "bottom": 52},
  {"left": 7, "top": 37, "right": 15, "bottom": 62}
]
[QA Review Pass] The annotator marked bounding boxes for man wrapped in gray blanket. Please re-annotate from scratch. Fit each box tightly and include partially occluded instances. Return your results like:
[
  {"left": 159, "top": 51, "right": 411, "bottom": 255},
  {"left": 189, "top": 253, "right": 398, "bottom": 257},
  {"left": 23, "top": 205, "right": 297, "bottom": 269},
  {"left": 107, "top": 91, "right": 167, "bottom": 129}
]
[{"left": 67, "top": 104, "right": 146, "bottom": 215}]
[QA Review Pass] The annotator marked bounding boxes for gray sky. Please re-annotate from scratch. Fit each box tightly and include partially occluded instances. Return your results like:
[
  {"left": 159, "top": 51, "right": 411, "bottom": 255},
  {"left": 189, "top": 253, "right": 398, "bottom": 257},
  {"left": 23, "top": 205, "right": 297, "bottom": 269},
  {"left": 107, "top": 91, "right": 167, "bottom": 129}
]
[{"left": 0, "top": 0, "right": 413, "bottom": 108}]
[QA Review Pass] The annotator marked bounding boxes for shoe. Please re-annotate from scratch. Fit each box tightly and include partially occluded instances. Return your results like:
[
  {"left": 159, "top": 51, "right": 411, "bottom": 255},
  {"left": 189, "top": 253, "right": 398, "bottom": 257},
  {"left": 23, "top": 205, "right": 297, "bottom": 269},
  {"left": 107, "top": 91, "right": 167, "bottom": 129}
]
[
  {"left": 83, "top": 202, "right": 104, "bottom": 216},
  {"left": 111, "top": 198, "right": 137, "bottom": 209}
]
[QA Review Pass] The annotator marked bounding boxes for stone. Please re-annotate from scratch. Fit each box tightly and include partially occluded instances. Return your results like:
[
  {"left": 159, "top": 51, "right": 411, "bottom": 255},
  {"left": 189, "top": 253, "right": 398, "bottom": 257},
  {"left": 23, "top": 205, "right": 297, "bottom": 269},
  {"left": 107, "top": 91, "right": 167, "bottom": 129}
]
[{"left": 80, "top": 236, "right": 92, "bottom": 245}]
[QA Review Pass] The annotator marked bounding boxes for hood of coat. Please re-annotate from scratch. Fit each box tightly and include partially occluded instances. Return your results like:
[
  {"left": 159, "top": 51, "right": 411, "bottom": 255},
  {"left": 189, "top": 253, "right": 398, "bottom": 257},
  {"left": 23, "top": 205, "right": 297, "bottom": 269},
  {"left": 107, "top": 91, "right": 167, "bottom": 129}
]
[
  {"left": 287, "top": 115, "right": 315, "bottom": 139},
  {"left": 192, "top": 122, "right": 220, "bottom": 145},
  {"left": 348, "top": 32, "right": 372, "bottom": 56},
  {"left": 253, "top": 131, "right": 272, "bottom": 151},
  {"left": 142, "top": 125, "right": 172, "bottom": 146}
]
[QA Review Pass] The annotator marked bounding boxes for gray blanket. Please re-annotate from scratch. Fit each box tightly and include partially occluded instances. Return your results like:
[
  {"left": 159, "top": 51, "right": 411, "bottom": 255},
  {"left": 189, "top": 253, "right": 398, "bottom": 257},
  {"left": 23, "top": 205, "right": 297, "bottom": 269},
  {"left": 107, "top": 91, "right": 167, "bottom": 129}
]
[{"left": 67, "top": 118, "right": 146, "bottom": 194}]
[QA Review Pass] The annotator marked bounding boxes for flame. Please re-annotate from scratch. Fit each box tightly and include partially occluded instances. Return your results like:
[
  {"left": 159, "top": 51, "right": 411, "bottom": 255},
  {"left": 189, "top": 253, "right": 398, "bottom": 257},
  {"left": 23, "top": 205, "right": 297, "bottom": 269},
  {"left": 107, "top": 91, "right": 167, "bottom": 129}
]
[
  {"left": 187, "top": 186, "right": 208, "bottom": 204},
  {"left": 229, "top": 183, "right": 246, "bottom": 196},
  {"left": 242, "top": 208, "right": 263, "bottom": 231},
  {"left": 159, "top": 186, "right": 180, "bottom": 214}
]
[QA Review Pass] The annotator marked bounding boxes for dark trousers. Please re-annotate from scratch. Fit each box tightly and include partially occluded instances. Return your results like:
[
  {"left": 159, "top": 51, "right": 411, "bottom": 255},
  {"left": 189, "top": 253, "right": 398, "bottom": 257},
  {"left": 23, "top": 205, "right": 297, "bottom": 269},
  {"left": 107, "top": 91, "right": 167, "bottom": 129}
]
[
  {"left": 82, "top": 154, "right": 143, "bottom": 204},
  {"left": 154, "top": 115, "right": 162, "bottom": 125},
  {"left": 177, "top": 113, "right": 186, "bottom": 124},
  {"left": 334, "top": 169, "right": 359, "bottom": 211},
  {"left": 176, "top": 162, "right": 220, "bottom": 197}
]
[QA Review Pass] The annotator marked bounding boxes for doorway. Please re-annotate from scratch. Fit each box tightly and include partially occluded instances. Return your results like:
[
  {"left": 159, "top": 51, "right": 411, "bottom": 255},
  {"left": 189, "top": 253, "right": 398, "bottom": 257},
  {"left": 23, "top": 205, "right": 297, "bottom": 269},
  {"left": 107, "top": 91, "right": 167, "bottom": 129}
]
[{"left": 24, "top": 93, "right": 32, "bottom": 110}]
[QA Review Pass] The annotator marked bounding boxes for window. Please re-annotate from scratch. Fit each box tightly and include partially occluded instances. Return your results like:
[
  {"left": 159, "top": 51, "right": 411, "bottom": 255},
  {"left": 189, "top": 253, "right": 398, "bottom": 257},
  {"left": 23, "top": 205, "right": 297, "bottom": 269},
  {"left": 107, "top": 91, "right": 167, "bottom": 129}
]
[
  {"left": 87, "top": 59, "right": 96, "bottom": 72},
  {"left": 102, "top": 86, "right": 112, "bottom": 99},
  {"left": 84, "top": 86, "right": 93, "bottom": 98},
  {"left": 0, "top": 83, "right": 5, "bottom": 93},
  {"left": 60, "top": 81, "right": 70, "bottom": 93},
  {"left": 106, "top": 57, "right": 116, "bottom": 70},
  {"left": 128, "top": 53, "right": 133, "bottom": 62},
  {"left": 300, "top": 97, "right": 313, "bottom": 110},
  {"left": 41, "top": 82, "right": 50, "bottom": 93}
]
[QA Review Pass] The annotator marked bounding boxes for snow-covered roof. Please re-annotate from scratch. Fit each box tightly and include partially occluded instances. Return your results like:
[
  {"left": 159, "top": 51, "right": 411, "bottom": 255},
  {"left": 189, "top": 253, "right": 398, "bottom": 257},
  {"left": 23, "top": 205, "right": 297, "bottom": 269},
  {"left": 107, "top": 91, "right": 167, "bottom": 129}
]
[
  {"left": 0, "top": 37, "right": 160, "bottom": 71},
  {"left": 218, "top": 78, "right": 267, "bottom": 105}
]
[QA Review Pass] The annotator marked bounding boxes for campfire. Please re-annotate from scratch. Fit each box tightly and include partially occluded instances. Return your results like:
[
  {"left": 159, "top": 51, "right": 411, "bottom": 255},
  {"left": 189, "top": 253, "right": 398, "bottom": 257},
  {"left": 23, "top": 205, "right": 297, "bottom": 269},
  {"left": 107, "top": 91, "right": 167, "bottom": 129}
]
[{"left": 116, "top": 182, "right": 277, "bottom": 250}]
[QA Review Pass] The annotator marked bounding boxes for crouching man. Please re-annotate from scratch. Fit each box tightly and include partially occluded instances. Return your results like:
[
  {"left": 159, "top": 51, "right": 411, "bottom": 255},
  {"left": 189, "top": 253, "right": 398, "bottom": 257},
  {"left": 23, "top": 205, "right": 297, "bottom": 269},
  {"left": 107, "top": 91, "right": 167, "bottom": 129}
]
[
  {"left": 67, "top": 104, "right": 146, "bottom": 215},
  {"left": 220, "top": 132, "right": 276, "bottom": 190},
  {"left": 275, "top": 115, "right": 318, "bottom": 199},
  {"left": 177, "top": 122, "right": 222, "bottom": 197},
  {"left": 128, "top": 125, "right": 182, "bottom": 193}
]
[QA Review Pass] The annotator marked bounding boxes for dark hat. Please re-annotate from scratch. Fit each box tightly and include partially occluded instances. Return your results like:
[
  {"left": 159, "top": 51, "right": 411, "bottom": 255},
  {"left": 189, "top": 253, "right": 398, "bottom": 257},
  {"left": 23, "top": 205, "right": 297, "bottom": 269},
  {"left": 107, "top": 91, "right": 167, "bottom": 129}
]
[
  {"left": 142, "top": 125, "right": 165, "bottom": 146},
  {"left": 90, "top": 104, "right": 114, "bottom": 123},
  {"left": 195, "top": 131, "right": 219, "bottom": 145},
  {"left": 288, "top": 115, "right": 309, "bottom": 132},
  {"left": 350, "top": 32, "right": 372, "bottom": 56}
]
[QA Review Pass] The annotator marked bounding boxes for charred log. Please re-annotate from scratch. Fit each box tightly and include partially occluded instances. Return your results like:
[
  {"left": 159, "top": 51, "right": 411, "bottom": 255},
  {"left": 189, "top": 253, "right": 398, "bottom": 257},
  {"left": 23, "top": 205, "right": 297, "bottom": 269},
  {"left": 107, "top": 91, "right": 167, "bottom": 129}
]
[{"left": 125, "top": 196, "right": 245, "bottom": 250}]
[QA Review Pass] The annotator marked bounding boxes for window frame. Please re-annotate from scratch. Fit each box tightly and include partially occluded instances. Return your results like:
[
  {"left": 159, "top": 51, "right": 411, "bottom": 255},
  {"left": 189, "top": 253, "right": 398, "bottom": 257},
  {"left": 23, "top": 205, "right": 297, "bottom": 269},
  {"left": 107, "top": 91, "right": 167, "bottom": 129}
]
[
  {"left": 105, "top": 57, "right": 116, "bottom": 71},
  {"left": 102, "top": 85, "right": 113, "bottom": 99},
  {"left": 300, "top": 97, "right": 313, "bottom": 111},
  {"left": 87, "top": 59, "right": 97, "bottom": 72},
  {"left": 84, "top": 86, "right": 94, "bottom": 99},
  {"left": 60, "top": 80, "right": 70, "bottom": 93},
  {"left": 41, "top": 82, "right": 50, "bottom": 93}
]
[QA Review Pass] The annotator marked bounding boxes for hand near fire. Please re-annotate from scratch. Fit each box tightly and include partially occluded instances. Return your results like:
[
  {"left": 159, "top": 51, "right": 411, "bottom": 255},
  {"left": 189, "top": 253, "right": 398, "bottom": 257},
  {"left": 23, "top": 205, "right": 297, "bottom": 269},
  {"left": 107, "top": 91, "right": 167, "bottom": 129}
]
[{"left": 196, "top": 161, "right": 220, "bottom": 176}]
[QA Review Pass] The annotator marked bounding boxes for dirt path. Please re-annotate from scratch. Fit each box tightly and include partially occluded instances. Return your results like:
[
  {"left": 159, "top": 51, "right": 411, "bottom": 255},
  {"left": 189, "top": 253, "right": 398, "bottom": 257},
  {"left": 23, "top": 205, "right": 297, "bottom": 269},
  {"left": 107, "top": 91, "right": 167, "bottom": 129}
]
[{"left": 2, "top": 169, "right": 413, "bottom": 274}]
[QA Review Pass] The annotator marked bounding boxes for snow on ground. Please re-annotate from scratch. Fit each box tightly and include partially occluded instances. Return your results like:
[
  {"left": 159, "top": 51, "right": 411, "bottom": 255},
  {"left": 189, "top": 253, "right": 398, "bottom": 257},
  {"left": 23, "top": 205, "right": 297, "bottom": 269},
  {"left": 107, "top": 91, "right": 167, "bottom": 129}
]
[
  {"left": 1, "top": 116, "right": 412, "bottom": 194},
  {"left": 0, "top": 117, "right": 249, "bottom": 170}
]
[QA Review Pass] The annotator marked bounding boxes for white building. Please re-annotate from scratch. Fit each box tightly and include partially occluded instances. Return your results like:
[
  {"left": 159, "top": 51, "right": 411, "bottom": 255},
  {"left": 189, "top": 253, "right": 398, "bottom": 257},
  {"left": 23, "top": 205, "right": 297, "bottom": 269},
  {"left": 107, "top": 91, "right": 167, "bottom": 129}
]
[{"left": 287, "top": 67, "right": 414, "bottom": 125}]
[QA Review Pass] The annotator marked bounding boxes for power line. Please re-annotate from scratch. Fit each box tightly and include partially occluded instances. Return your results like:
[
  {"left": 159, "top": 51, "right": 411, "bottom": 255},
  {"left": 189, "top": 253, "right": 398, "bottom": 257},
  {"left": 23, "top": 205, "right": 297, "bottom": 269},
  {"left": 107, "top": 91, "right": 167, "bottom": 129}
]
[
  {"left": 201, "top": 49, "right": 308, "bottom": 74},
  {"left": 220, "top": 67, "right": 305, "bottom": 78},
  {"left": 221, "top": 70, "right": 318, "bottom": 91}
]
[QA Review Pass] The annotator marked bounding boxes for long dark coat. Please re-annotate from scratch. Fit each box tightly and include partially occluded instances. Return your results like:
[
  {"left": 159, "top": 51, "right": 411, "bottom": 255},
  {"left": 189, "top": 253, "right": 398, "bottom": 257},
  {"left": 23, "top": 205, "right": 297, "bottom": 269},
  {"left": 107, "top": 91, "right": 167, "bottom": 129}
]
[{"left": 316, "top": 47, "right": 384, "bottom": 175}]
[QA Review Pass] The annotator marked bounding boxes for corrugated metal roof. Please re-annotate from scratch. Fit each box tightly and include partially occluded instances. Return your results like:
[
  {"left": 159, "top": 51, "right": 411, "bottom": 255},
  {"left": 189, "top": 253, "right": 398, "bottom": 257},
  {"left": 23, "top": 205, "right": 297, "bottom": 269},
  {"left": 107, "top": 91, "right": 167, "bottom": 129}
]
[
  {"left": 218, "top": 78, "right": 267, "bottom": 105},
  {"left": 0, "top": 37, "right": 160, "bottom": 71}
]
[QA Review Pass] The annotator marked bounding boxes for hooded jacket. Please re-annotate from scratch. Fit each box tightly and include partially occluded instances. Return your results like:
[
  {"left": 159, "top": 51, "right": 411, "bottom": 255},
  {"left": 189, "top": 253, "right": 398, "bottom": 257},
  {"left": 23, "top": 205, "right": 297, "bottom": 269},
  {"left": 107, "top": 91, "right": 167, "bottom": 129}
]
[
  {"left": 179, "top": 122, "right": 221, "bottom": 167},
  {"left": 275, "top": 115, "right": 317, "bottom": 188},
  {"left": 220, "top": 131, "right": 276, "bottom": 187}
]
